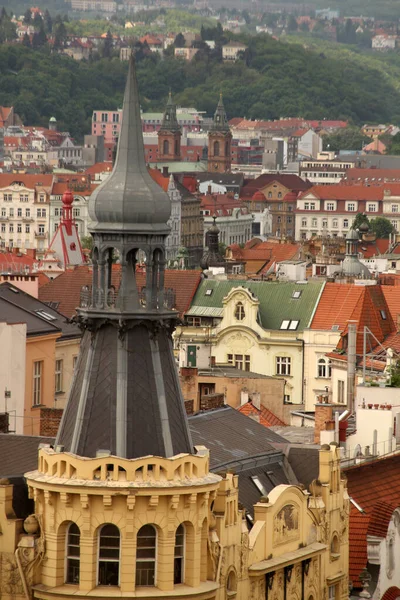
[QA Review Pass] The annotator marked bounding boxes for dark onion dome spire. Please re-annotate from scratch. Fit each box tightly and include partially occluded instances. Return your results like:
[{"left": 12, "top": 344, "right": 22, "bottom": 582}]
[
  {"left": 88, "top": 55, "right": 171, "bottom": 233},
  {"left": 211, "top": 93, "right": 230, "bottom": 133},
  {"left": 159, "top": 91, "right": 181, "bottom": 133},
  {"left": 200, "top": 216, "right": 225, "bottom": 270}
]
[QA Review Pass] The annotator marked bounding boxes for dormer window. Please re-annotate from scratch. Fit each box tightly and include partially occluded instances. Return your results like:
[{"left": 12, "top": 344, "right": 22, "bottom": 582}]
[{"left": 234, "top": 302, "right": 245, "bottom": 321}]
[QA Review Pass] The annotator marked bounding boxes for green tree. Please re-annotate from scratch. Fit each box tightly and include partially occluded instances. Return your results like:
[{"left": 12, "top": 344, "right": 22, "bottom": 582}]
[
  {"left": 287, "top": 14, "right": 298, "bottom": 32},
  {"left": 102, "top": 29, "right": 113, "bottom": 58},
  {"left": 351, "top": 213, "right": 370, "bottom": 231},
  {"left": 22, "top": 32, "right": 31, "bottom": 47},
  {"left": 80, "top": 235, "right": 93, "bottom": 250},
  {"left": 44, "top": 9, "right": 52, "bottom": 34},
  {"left": 370, "top": 217, "right": 395, "bottom": 239},
  {"left": 174, "top": 32, "right": 185, "bottom": 47},
  {"left": 323, "top": 127, "right": 370, "bottom": 152}
]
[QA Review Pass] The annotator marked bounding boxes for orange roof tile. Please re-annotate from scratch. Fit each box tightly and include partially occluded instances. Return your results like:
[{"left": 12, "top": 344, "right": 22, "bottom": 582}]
[
  {"left": 345, "top": 454, "right": 400, "bottom": 586},
  {"left": 237, "top": 401, "right": 286, "bottom": 427},
  {"left": 0, "top": 174, "right": 53, "bottom": 190},
  {"left": 39, "top": 265, "right": 201, "bottom": 319},
  {"left": 149, "top": 168, "right": 169, "bottom": 192},
  {"left": 382, "top": 285, "right": 400, "bottom": 323},
  {"left": 300, "top": 184, "right": 387, "bottom": 201}
]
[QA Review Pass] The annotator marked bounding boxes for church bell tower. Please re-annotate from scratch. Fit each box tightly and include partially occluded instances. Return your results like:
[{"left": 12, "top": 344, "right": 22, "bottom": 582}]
[
  {"left": 158, "top": 92, "right": 182, "bottom": 162},
  {"left": 207, "top": 94, "right": 232, "bottom": 173}
]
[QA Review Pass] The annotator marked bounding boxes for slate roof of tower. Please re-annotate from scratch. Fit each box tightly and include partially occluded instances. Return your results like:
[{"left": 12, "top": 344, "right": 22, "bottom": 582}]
[
  {"left": 88, "top": 56, "right": 171, "bottom": 232},
  {"left": 186, "top": 280, "right": 325, "bottom": 330}
]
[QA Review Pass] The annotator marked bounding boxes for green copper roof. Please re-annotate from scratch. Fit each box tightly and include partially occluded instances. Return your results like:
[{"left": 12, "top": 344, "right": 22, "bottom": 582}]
[{"left": 187, "top": 280, "right": 325, "bottom": 331}]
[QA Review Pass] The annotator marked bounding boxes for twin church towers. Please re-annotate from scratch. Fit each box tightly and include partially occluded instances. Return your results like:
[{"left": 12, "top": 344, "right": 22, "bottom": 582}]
[{"left": 157, "top": 90, "right": 232, "bottom": 172}]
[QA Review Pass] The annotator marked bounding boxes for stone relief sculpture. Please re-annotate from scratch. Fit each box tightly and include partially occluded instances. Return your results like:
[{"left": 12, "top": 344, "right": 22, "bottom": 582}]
[{"left": 273, "top": 504, "right": 299, "bottom": 544}]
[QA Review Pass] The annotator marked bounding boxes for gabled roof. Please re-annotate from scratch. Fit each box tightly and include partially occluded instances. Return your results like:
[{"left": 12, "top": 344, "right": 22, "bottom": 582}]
[
  {"left": 0, "top": 281, "right": 80, "bottom": 339},
  {"left": 238, "top": 401, "right": 286, "bottom": 427},
  {"left": 187, "top": 279, "right": 325, "bottom": 331},
  {"left": 38, "top": 265, "right": 202, "bottom": 319},
  {"left": 228, "top": 240, "right": 301, "bottom": 274},
  {"left": 310, "top": 283, "right": 365, "bottom": 331},
  {"left": 241, "top": 174, "right": 311, "bottom": 198}
]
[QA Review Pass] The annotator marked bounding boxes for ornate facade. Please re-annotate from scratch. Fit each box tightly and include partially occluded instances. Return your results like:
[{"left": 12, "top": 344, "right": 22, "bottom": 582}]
[
  {"left": 0, "top": 444, "right": 349, "bottom": 600},
  {"left": 158, "top": 92, "right": 182, "bottom": 162}
]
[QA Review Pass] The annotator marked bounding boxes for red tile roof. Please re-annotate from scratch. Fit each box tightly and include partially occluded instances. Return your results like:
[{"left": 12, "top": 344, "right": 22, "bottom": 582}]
[
  {"left": 227, "top": 241, "right": 301, "bottom": 274},
  {"left": 237, "top": 401, "right": 286, "bottom": 426},
  {"left": 84, "top": 162, "right": 113, "bottom": 175},
  {"left": 382, "top": 285, "right": 400, "bottom": 324},
  {"left": 149, "top": 168, "right": 169, "bottom": 192},
  {"left": 0, "top": 174, "right": 53, "bottom": 190},
  {"left": 345, "top": 454, "right": 400, "bottom": 585},
  {"left": 241, "top": 174, "right": 311, "bottom": 199},
  {"left": 382, "top": 587, "right": 400, "bottom": 600},
  {"left": 311, "top": 283, "right": 364, "bottom": 331},
  {"left": 300, "top": 184, "right": 387, "bottom": 201},
  {"left": 367, "top": 500, "right": 396, "bottom": 537},
  {"left": 38, "top": 265, "right": 201, "bottom": 318}
]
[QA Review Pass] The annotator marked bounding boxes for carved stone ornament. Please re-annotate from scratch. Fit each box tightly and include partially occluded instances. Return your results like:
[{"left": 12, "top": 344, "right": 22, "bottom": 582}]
[{"left": 273, "top": 504, "right": 300, "bottom": 545}]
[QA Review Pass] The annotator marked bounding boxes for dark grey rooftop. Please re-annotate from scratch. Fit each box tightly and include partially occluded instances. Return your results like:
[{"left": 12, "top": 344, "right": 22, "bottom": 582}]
[
  {"left": 0, "top": 281, "right": 81, "bottom": 340},
  {"left": 197, "top": 366, "right": 273, "bottom": 379},
  {"left": 88, "top": 56, "right": 171, "bottom": 233},
  {"left": 286, "top": 446, "right": 320, "bottom": 491},
  {"left": 189, "top": 406, "right": 287, "bottom": 470},
  {"left": 0, "top": 434, "right": 54, "bottom": 477}
]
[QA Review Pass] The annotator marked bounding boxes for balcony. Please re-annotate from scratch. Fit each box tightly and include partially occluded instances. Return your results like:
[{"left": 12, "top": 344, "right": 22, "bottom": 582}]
[
  {"left": 0, "top": 216, "right": 9, "bottom": 222},
  {"left": 22, "top": 217, "right": 34, "bottom": 222},
  {"left": 35, "top": 231, "right": 48, "bottom": 238}
]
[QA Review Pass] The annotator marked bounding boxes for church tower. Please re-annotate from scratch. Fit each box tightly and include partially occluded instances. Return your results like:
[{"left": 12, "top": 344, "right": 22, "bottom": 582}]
[
  {"left": 56, "top": 57, "right": 192, "bottom": 459},
  {"left": 158, "top": 91, "right": 182, "bottom": 161},
  {"left": 207, "top": 94, "right": 232, "bottom": 173}
]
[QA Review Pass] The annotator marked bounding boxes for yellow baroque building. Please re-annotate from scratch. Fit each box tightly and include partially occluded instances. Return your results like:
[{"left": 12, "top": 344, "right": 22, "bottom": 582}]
[{"left": 0, "top": 443, "right": 348, "bottom": 600}]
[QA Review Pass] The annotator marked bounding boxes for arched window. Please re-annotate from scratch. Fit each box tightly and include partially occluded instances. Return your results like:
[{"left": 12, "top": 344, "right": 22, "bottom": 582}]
[
  {"left": 66, "top": 523, "right": 80, "bottom": 584},
  {"left": 343, "top": 219, "right": 349, "bottom": 229},
  {"left": 227, "top": 569, "right": 237, "bottom": 596},
  {"left": 174, "top": 524, "right": 185, "bottom": 584},
  {"left": 318, "top": 358, "right": 331, "bottom": 378},
  {"left": 163, "top": 140, "right": 169, "bottom": 155},
  {"left": 234, "top": 302, "right": 245, "bottom": 321},
  {"left": 98, "top": 524, "right": 120, "bottom": 586},
  {"left": 214, "top": 141, "right": 220, "bottom": 157},
  {"left": 136, "top": 525, "right": 157, "bottom": 586}
]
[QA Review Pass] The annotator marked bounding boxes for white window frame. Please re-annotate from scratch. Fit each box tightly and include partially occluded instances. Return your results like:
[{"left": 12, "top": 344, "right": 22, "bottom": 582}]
[
  {"left": 174, "top": 524, "right": 185, "bottom": 585},
  {"left": 33, "top": 360, "right": 43, "bottom": 406},
  {"left": 276, "top": 356, "right": 291, "bottom": 376},
  {"left": 55, "top": 359, "right": 63, "bottom": 393}
]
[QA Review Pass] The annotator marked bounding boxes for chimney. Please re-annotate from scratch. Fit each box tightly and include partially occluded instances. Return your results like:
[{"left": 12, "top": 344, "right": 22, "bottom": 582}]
[
  {"left": 314, "top": 401, "right": 333, "bottom": 444},
  {"left": 252, "top": 392, "right": 261, "bottom": 411},
  {"left": 347, "top": 321, "right": 357, "bottom": 413},
  {"left": 162, "top": 166, "right": 169, "bottom": 177},
  {"left": 208, "top": 184, "right": 212, "bottom": 194},
  {"left": 240, "top": 389, "right": 249, "bottom": 406}
]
